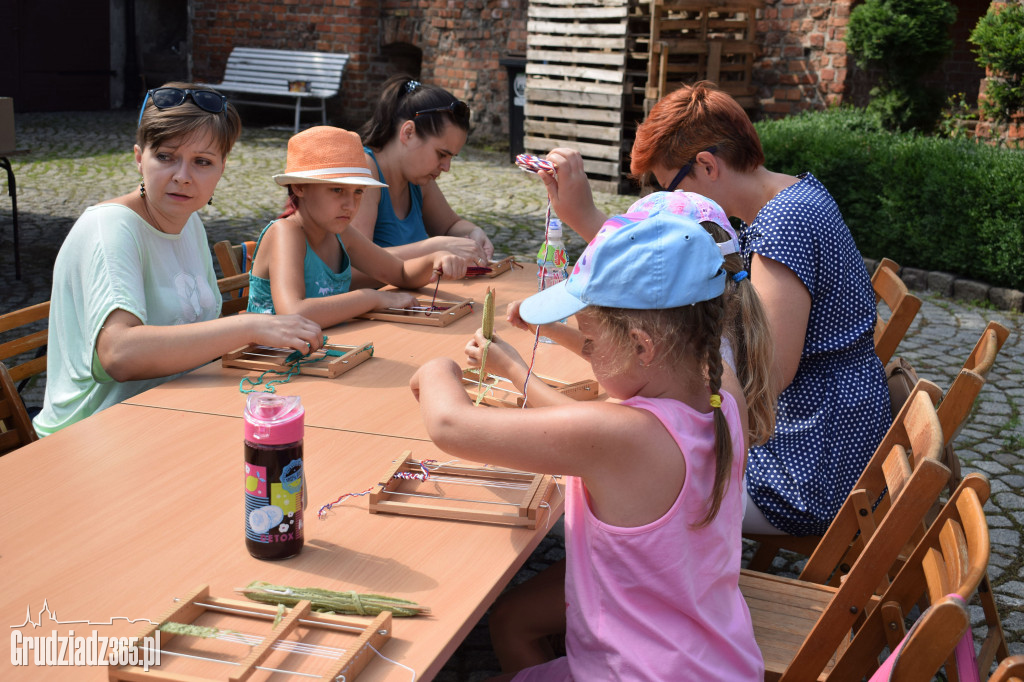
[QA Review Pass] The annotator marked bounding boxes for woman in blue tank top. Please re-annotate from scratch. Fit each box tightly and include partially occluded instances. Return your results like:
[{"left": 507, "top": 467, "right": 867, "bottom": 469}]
[{"left": 351, "top": 75, "right": 494, "bottom": 287}]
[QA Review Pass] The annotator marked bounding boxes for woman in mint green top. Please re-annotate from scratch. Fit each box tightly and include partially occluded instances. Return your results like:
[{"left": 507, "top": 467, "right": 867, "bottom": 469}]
[
  {"left": 34, "top": 82, "right": 322, "bottom": 436},
  {"left": 247, "top": 125, "right": 468, "bottom": 329},
  {"left": 350, "top": 75, "right": 494, "bottom": 287}
]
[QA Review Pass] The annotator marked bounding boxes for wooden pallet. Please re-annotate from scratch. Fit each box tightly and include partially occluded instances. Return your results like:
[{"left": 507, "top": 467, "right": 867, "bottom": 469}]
[
  {"left": 524, "top": 0, "right": 634, "bottom": 193},
  {"left": 369, "top": 451, "right": 558, "bottom": 528},
  {"left": 108, "top": 584, "right": 391, "bottom": 681},
  {"left": 222, "top": 342, "right": 373, "bottom": 379},
  {"left": 355, "top": 299, "right": 474, "bottom": 327},
  {"left": 639, "top": 0, "right": 761, "bottom": 112},
  {"left": 462, "top": 368, "right": 600, "bottom": 408}
]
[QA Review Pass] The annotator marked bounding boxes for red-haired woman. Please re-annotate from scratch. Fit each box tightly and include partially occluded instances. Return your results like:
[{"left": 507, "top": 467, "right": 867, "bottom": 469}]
[{"left": 539, "top": 81, "right": 891, "bottom": 538}]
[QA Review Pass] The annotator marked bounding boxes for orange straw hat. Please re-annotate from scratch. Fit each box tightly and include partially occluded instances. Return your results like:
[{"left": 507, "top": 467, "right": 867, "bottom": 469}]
[{"left": 273, "top": 126, "right": 387, "bottom": 187}]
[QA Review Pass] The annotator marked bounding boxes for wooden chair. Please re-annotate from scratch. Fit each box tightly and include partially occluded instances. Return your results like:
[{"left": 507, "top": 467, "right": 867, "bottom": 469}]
[
  {"left": 741, "top": 389, "right": 951, "bottom": 681},
  {"left": 0, "top": 300, "right": 49, "bottom": 394},
  {"left": 872, "top": 258, "right": 922, "bottom": 365},
  {"left": 0, "top": 361, "right": 37, "bottom": 454},
  {"left": 746, "top": 381, "right": 944, "bottom": 573},
  {"left": 218, "top": 273, "right": 251, "bottom": 317},
  {"left": 213, "top": 239, "right": 256, "bottom": 278},
  {"left": 746, "top": 321, "right": 1010, "bottom": 572},
  {"left": 989, "top": 656, "right": 1024, "bottom": 682},
  {"left": 826, "top": 473, "right": 992, "bottom": 682},
  {"left": 865, "top": 594, "right": 971, "bottom": 682}
]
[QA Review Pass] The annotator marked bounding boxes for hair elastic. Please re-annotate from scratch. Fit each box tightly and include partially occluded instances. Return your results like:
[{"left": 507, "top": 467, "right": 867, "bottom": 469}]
[
  {"left": 709, "top": 394, "right": 722, "bottom": 409},
  {"left": 404, "top": 80, "right": 421, "bottom": 94},
  {"left": 732, "top": 270, "right": 748, "bottom": 283}
]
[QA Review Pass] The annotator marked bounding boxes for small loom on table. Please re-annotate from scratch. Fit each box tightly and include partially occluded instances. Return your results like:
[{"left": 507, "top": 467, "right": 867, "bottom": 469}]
[
  {"left": 222, "top": 342, "right": 373, "bottom": 379},
  {"left": 462, "top": 368, "right": 600, "bottom": 408},
  {"left": 355, "top": 298, "right": 473, "bottom": 327},
  {"left": 108, "top": 584, "right": 392, "bottom": 681},
  {"left": 368, "top": 451, "right": 558, "bottom": 529}
]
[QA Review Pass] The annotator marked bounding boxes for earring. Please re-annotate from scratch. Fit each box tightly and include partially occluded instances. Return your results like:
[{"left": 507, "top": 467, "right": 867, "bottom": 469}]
[
  {"left": 139, "top": 180, "right": 145, "bottom": 198},
  {"left": 208, "top": 194, "right": 214, "bottom": 206}
]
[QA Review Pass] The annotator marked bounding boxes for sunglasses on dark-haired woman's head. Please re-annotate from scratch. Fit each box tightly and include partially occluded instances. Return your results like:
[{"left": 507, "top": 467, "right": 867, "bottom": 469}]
[
  {"left": 137, "top": 88, "right": 228, "bottom": 126},
  {"left": 414, "top": 100, "right": 471, "bottom": 124}
]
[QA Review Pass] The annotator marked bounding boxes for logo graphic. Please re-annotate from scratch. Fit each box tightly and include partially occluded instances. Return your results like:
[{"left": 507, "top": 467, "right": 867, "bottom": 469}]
[{"left": 10, "top": 601, "right": 161, "bottom": 671}]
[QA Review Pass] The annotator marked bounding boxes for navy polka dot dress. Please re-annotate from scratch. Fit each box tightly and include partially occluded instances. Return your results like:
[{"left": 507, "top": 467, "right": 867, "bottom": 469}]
[{"left": 742, "top": 173, "right": 892, "bottom": 536}]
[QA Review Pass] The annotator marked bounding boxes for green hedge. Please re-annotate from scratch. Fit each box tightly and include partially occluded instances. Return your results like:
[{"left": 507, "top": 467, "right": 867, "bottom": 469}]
[{"left": 754, "top": 108, "right": 1024, "bottom": 290}]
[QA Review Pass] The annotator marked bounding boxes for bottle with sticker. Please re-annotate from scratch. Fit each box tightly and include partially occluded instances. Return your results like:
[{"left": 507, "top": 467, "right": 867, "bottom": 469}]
[
  {"left": 243, "top": 392, "right": 305, "bottom": 560},
  {"left": 537, "top": 217, "right": 569, "bottom": 343}
]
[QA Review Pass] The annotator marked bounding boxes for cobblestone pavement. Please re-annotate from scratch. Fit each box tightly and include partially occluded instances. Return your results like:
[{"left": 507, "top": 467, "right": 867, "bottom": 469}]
[{"left": 2, "top": 112, "right": 1021, "bottom": 679}]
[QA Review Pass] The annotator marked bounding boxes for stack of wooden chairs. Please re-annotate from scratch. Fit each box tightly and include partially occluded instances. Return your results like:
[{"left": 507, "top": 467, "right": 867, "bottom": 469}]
[{"left": 743, "top": 259, "right": 1014, "bottom": 680}]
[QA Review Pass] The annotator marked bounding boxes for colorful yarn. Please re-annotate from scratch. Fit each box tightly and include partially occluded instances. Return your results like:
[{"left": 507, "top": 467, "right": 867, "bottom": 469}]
[
  {"left": 710, "top": 394, "right": 722, "bottom": 409},
  {"left": 317, "top": 460, "right": 438, "bottom": 519},
  {"left": 515, "top": 153, "right": 555, "bottom": 174}
]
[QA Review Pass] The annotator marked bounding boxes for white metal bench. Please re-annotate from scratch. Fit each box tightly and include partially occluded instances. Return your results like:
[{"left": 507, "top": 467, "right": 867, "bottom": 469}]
[{"left": 200, "top": 47, "right": 350, "bottom": 133}]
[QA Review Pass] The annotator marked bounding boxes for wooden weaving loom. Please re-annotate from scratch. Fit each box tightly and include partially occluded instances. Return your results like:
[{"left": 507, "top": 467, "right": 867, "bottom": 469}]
[
  {"left": 108, "top": 584, "right": 391, "bottom": 681},
  {"left": 466, "top": 255, "right": 521, "bottom": 279},
  {"left": 355, "top": 298, "right": 473, "bottom": 327},
  {"left": 221, "top": 342, "right": 373, "bottom": 379},
  {"left": 462, "top": 368, "right": 600, "bottom": 408},
  {"left": 369, "top": 451, "right": 558, "bottom": 528}
]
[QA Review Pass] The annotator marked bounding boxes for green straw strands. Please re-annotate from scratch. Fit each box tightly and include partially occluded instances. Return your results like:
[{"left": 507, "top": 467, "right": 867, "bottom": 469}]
[
  {"left": 238, "top": 581, "right": 429, "bottom": 618},
  {"left": 475, "top": 287, "right": 495, "bottom": 406},
  {"left": 159, "top": 622, "right": 230, "bottom": 638}
]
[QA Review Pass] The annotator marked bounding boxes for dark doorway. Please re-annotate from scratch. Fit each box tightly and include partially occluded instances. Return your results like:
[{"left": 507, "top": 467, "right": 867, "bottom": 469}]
[{"left": 0, "top": 0, "right": 112, "bottom": 111}]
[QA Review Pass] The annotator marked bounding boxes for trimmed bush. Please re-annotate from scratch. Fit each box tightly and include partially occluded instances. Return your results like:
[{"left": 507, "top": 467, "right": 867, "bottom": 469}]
[{"left": 755, "top": 108, "right": 1024, "bottom": 290}]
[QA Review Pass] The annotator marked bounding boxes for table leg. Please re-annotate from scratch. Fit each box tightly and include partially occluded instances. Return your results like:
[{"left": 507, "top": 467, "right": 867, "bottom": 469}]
[{"left": 0, "top": 156, "right": 20, "bottom": 280}]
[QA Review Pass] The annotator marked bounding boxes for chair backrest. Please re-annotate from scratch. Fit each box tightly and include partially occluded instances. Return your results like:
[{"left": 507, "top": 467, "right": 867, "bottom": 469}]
[
  {"left": 829, "top": 473, "right": 991, "bottom": 681},
  {"left": 799, "top": 385, "right": 945, "bottom": 585},
  {"left": 0, "top": 361, "right": 38, "bottom": 454},
  {"left": 0, "top": 300, "right": 49, "bottom": 387},
  {"left": 872, "top": 258, "right": 922, "bottom": 365},
  {"left": 214, "top": 239, "right": 256, "bottom": 278},
  {"left": 963, "top": 320, "right": 1010, "bottom": 378},
  {"left": 776, "top": 396, "right": 950, "bottom": 680},
  {"left": 867, "top": 594, "right": 971, "bottom": 682},
  {"left": 218, "top": 273, "right": 250, "bottom": 317},
  {"left": 989, "top": 656, "right": 1024, "bottom": 682}
]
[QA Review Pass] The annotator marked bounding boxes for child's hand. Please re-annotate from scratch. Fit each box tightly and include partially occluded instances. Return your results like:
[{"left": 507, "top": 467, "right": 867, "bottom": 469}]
[
  {"left": 431, "top": 252, "right": 468, "bottom": 281},
  {"left": 374, "top": 290, "right": 418, "bottom": 311},
  {"left": 465, "top": 329, "right": 527, "bottom": 378},
  {"left": 467, "top": 227, "right": 495, "bottom": 261},
  {"left": 250, "top": 314, "right": 323, "bottom": 354},
  {"left": 506, "top": 300, "right": 537, "bottom": 333},
  {"left": 410, "top": 356, "right": 462, "bottom": 402}
]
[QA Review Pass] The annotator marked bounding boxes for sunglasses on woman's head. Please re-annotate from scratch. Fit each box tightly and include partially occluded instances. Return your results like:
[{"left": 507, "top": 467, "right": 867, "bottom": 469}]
[
  {"left": 665, "top": 146, "right": 718, "bottom": 192},
  {"left": 137, "top": 88, "right": 228, "bottom": 126},
  {"left": 414, "top": 100, "right": 470, "bottom": 123}
]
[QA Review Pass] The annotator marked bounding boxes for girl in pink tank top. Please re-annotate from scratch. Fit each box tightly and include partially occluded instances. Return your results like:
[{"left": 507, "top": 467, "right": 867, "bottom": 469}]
[{"left": 412, "top": 210, "right": 766, "bottom": 680}]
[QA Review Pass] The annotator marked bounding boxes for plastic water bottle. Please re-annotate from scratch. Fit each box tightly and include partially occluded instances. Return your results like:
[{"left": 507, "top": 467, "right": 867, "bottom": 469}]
[
  {"left": 537, "top": 218, "right": 569, "bottom": 343},
  {"left": 244, "top": 392, "right": 305, "bottom": 560}
]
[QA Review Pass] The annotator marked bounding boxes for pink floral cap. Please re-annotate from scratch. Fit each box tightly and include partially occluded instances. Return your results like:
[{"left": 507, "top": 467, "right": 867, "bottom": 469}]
[{"left": 627, "top": 191, "right": 738, "bottom": 253}]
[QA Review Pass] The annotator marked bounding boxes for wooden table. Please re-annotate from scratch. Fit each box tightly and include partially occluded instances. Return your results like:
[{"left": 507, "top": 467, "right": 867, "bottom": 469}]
[
  {"left": 123, "top": 269, "right": 596, "bottom": 441},
  {"left": 2, "top": 267, "right": 578, "bottom": 680}
]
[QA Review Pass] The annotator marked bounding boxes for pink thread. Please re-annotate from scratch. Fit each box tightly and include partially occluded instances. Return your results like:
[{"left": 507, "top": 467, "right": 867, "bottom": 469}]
[{"left": 515, "top": 153, "right": 555, "bottom": 174}]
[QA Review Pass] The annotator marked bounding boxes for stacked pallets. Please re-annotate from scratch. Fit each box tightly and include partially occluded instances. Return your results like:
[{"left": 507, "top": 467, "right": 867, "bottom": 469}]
[{"left": 523, "top": 0, "right": 762, "bottom": 193}]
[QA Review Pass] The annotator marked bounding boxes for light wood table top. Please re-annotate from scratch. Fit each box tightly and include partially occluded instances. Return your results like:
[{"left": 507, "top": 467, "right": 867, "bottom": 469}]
[
  {"left": 1, "top": 403, "right": 564, "bottom": 680},
  {"left": 123, "top": 268, "right": 598, "bottom": 440}
]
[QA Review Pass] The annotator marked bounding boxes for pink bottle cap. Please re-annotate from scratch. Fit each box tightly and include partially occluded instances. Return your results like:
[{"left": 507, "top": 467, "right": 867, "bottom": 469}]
[{"left": 244, "top": 392, "right": 304, "bottom": 445}]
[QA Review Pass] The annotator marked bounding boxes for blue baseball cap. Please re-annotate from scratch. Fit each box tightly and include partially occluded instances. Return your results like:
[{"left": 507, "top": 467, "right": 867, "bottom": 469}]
[{"left": 519, "top": 210, "right": 727, "bottom": 325}]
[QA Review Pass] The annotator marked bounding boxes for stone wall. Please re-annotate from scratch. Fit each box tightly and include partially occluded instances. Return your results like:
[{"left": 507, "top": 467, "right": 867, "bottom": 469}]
[{"left": 188, "top": 0, "right": 527, "bottom": 142}]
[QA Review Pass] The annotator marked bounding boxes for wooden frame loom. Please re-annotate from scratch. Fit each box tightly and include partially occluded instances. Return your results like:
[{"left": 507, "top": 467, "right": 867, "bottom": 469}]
[
  {"left": 355, "top": 298, "right": 473, "bottom": 327},
  {"left": 369, "top": 451, "right": 558, "bottom": 528},
  {"left": 462, "top": 368, "right": 600, "bottom": 408},
  {"left": 108, "top": 584, "right": 391, "bottom": 682},
  {"left": 221, "top": 342, "right": 373, "bottom": 379}
]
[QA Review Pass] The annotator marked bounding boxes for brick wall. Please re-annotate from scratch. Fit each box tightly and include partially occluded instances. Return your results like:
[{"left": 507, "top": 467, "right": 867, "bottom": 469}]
[
  {"left": 189, "top": 0, "right": 527, "bottom": 143},
  {"left": 752, "top": 0, "right": 851, "bottom": 118}
]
